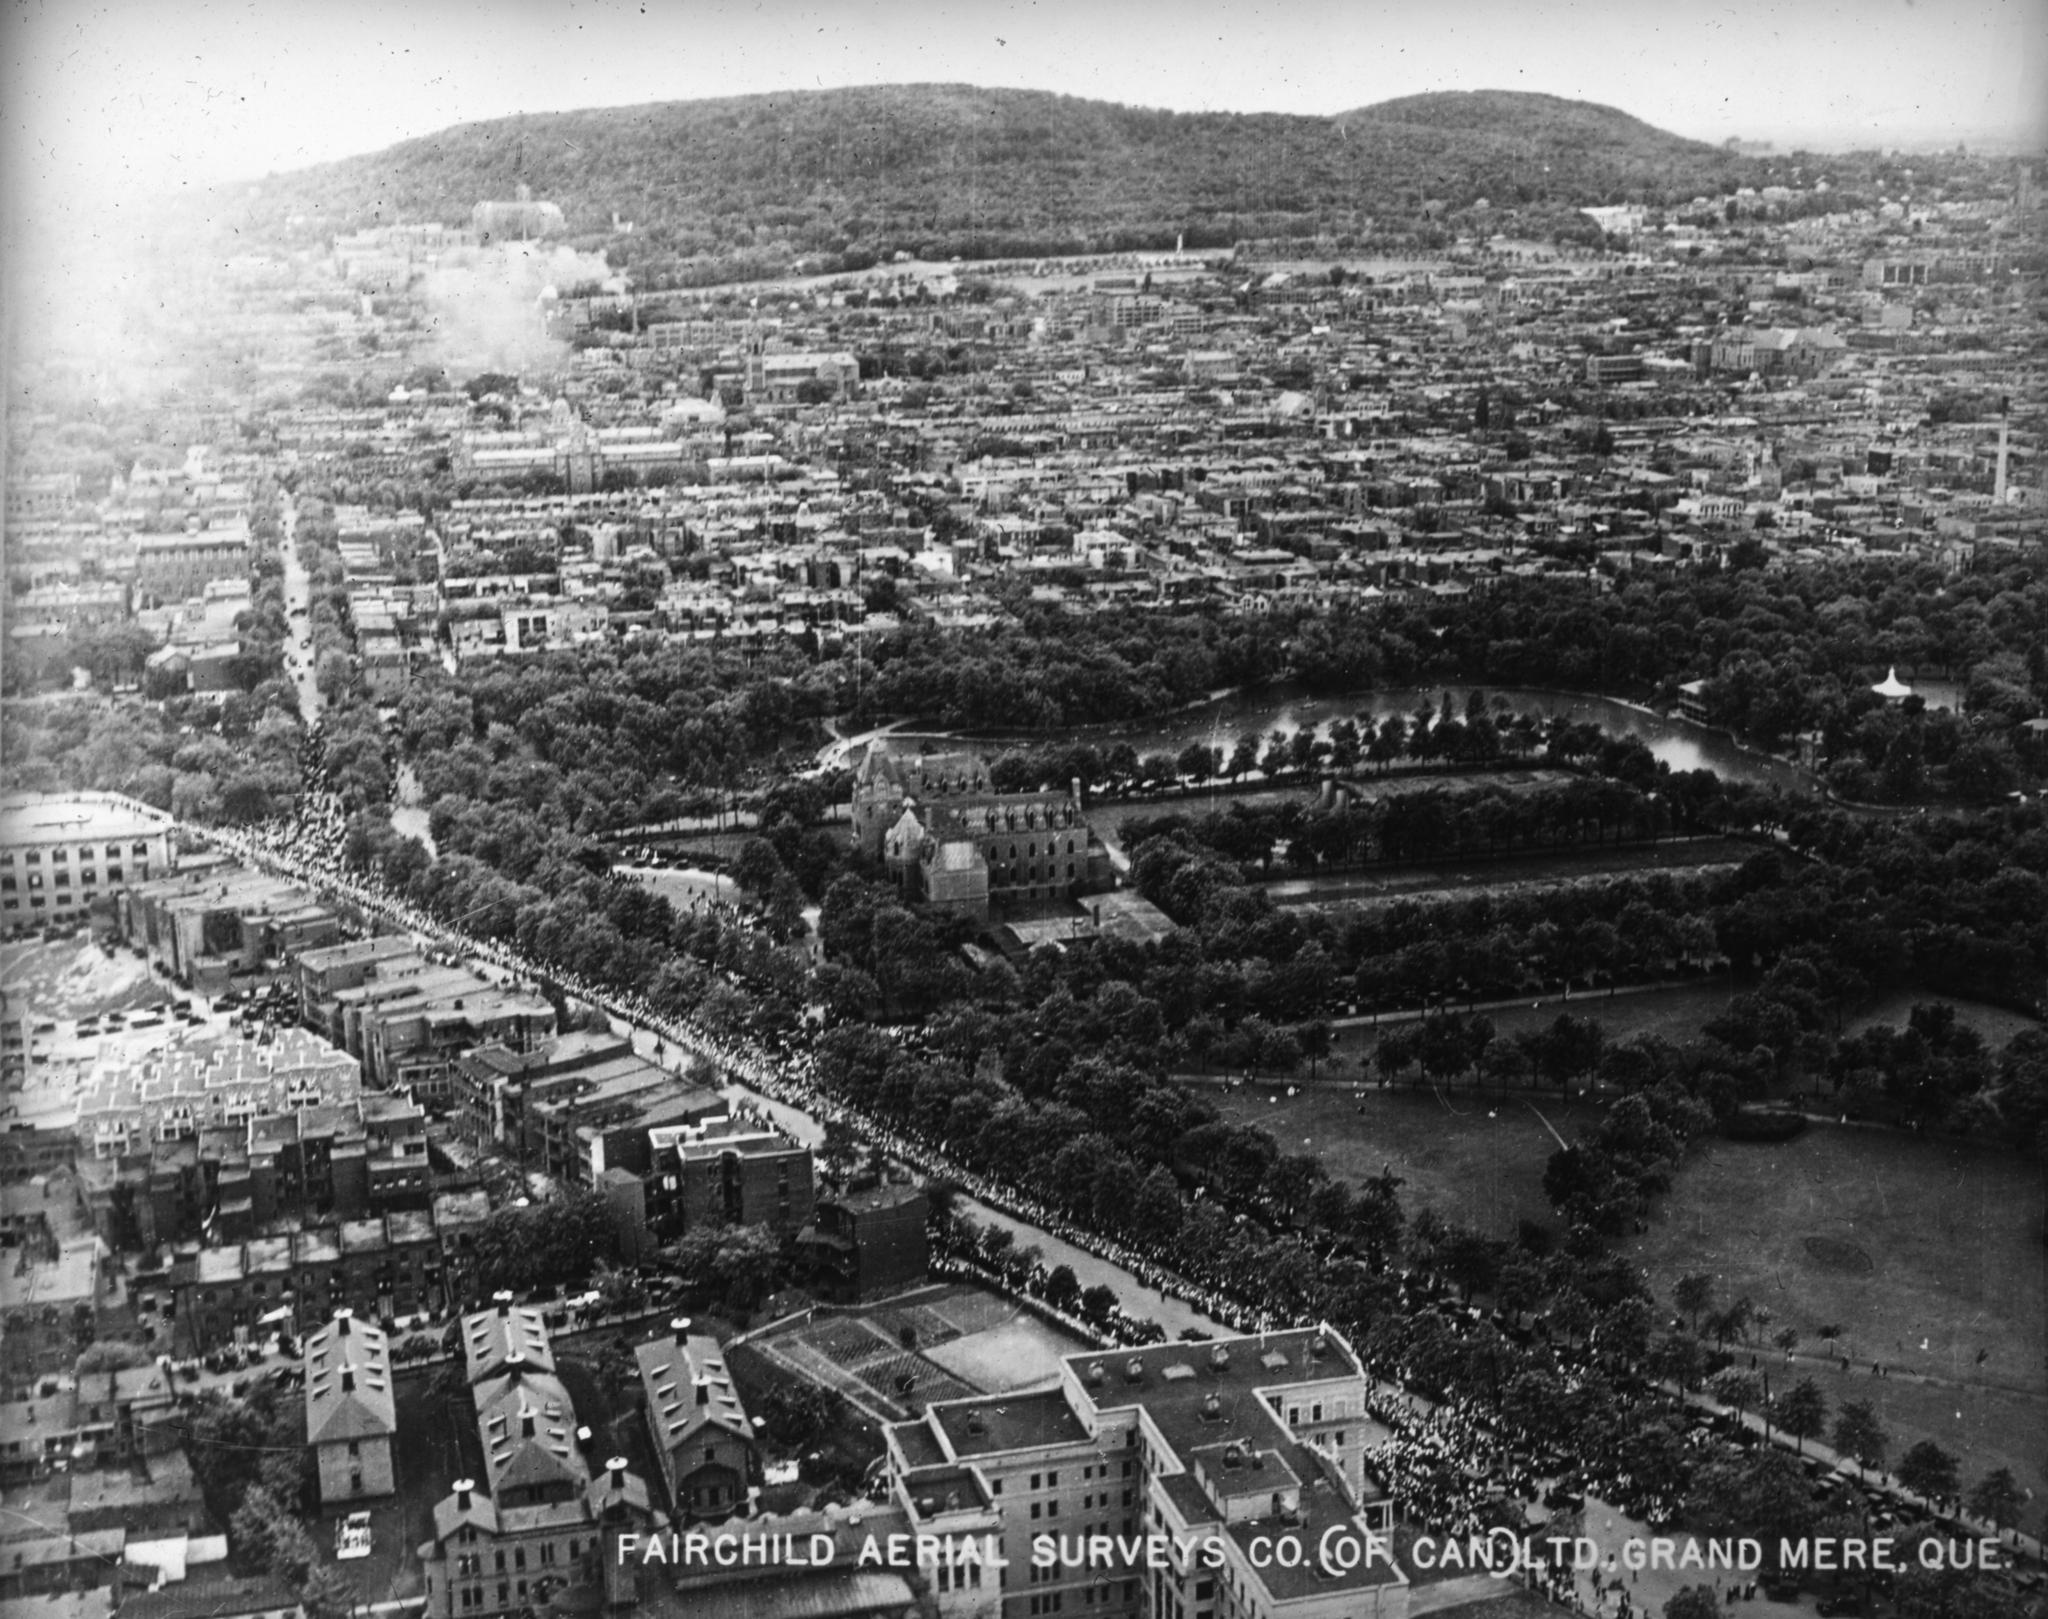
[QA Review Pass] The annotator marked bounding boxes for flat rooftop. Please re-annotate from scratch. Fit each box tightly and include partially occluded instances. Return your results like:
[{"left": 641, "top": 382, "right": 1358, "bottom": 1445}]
[
  {"left": 0, "top": 792, "right": 172, "bottom": 846},
  {"left": 928, "top": 1386, "right": 1092, "bottom": 1458}
]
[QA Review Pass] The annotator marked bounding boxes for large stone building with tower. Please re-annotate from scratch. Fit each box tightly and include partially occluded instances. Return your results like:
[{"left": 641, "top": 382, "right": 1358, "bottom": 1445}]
[{"left": 851, "top": 749, "right": 1115, "bottom": 922}]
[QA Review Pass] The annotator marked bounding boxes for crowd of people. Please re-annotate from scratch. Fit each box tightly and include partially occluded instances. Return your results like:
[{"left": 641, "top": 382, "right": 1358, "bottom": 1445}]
[{"left": 187, "top": 722, "right": 2027, "bottom": 1613}]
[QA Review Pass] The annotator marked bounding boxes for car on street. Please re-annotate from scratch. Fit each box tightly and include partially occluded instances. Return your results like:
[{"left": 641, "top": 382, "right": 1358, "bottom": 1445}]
[{"left": 336, "top": 1512, "right": 373, "bottom": 1560}]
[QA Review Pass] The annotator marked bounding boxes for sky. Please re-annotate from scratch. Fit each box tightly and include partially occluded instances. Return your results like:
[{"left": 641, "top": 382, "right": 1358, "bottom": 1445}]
[{"left": 3, "top": 0, "right": 2045, "bottom": 226}]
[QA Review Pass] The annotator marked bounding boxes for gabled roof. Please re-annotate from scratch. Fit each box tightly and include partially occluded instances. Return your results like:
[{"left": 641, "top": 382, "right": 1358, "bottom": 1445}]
[
  {"left": 431, "top": 1487, "right": 501, "bottom": 1543},
  {"left": 303, "top": 1313, "right": 395, "bottom": 1445},
  {"left": 462, "top": 1302, "right": 557, "bottom": 1383},
  {"left": 475, "top": 1366, "right": 587, "bottom": 1495},
  {"left": 635, "top": 1332, "right": 754, "bottom": 1453}
]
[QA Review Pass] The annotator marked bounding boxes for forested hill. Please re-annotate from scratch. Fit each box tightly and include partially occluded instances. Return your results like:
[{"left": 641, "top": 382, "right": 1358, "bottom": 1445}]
[{"left": 238, "top": 83, "right": 1760, "bottom": 271}]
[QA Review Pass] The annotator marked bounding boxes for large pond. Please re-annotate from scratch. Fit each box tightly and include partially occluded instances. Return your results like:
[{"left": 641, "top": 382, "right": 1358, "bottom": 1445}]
[{"left": 896, "top": 685, "right": 1820, "bottom": 796}]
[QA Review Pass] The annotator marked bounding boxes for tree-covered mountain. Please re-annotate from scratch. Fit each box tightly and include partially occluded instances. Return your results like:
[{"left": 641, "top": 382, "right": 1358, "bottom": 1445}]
[{"left": 238, "top": 84, "right": 1760, "bottom": 274}]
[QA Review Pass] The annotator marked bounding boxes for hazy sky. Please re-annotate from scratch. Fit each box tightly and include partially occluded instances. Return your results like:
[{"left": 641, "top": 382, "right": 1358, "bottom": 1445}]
[{"left": 4, "top": 0, "right": 2045, "bottom": 220}]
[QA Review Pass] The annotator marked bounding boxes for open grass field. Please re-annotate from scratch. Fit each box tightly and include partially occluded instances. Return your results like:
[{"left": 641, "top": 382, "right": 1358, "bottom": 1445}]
[
  {"left": 1630, "top": 1124, "right": 2048, "bottom": 1493},
  {"left": 1754, "top": 1352, "right": 2048, "bottom": 1507},
  {"left": 1846, "top": 991, "right": 2041, "bottom": 1048},
  {"left": 1262, "top": 836, "right": 1754, "bottom": 912},
  {"left": 620, "top": 863, "right": 739, "bottom": 911},
  {"left": 1210, "top": 1082, "right": 1602, "bottom": 1240},
  {"left": 1091, "top": 769, "right": 1579, "bottom": 841},
  {"left": 1316, "top": 983, "right": 2039, "bottom": 1085},
  {"left": 1319, "top": 981, "right": 1743, "bottom": 1080}
]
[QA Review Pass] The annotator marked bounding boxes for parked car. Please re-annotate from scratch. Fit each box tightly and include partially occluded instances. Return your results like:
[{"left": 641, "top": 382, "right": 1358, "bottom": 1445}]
[{"left": 336, "top": 1512, "right": 373, "bottom": 1560}]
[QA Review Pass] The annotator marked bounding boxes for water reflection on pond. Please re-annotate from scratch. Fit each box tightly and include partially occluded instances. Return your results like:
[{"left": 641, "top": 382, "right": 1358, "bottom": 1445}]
[{"left": 893, "top": 685, "right": 1818, "bottom": 796}]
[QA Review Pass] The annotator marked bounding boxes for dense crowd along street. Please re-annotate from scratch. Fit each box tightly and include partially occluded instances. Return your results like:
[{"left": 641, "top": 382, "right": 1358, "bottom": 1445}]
[
  {"left": 183, "top": 719, "right": 2039, "bottom": 1612},
  {"left": 6, "top": 27, "right": 2046, "bottom": 1619}
]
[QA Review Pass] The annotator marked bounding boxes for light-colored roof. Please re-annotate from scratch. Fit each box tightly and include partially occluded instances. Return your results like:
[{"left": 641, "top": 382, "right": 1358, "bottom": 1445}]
[{"left": 0, "top": 792, "right": 172, "bottom": 848}]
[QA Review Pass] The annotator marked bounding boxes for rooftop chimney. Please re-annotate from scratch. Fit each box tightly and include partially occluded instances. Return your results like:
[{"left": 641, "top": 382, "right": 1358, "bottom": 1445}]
[
  {"left": 340, "top": 1366, "right": 356, "bottom": 1393},
  {"left": 521, "top": 1408, "right": 537, "bottom": 1439},
  {"left": 672, "top": 1316, "right": 693, "bottom": 1348},
  {"left": 334, "top": 1307, "right": 353, "bottom": 1336},
  {"left": 1124, "top": 1357, "right": 1144, "bottom": 1384},
  {"left": 607, "top": 1457, "right": 628, "bottom": 1489},
  {"left": 694, "top": 1378, "right": 710, "bottom": 1407},
  {"left": 495, "top": 1290, "right": 514, "bottom": 1318},
  {"left": 455, "top": 1478, "right": 475, "bottom": 1511}
]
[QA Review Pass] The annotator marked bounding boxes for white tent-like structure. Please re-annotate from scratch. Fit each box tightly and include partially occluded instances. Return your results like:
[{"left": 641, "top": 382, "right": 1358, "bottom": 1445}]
[{"left": 1872, "top": 667, "right": 1914, "bottom": 701}]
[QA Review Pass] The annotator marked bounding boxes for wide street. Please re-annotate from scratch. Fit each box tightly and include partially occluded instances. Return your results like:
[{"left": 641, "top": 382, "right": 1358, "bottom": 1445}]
[{"left": 279, "top": 500, "right": 322, "bottom": 721}]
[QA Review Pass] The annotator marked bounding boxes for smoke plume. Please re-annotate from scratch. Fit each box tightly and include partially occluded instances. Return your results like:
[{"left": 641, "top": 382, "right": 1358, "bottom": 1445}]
[{"left": 416, "top": 241, "right": 616, "bottom": 379}]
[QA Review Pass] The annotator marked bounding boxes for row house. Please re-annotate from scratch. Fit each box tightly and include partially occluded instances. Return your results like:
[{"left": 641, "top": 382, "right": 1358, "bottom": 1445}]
[
  {"left": 642, "top": 1118, "right": 815, "bottom": 1244},
  {"left": 167, "top": 1207, "right": 446, "bottom": 1352},
  {"left": 0, "top": 1363, "right": 176, "bottom": 1483},
  {"left": 119, "top": 866, "right": 338, "bottom": 991}
]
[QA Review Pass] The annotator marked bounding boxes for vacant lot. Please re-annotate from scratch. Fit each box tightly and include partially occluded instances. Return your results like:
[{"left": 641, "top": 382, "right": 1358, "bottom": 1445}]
[
  {"left": 1631, "top": 1123, "right": 2048, "bottom": 1490},
  {"left": 1210, "top": 1082, "right": 1599, "bottom": 1240},
  {"left": 0, "top": 936, "right": 168, "bottom": 1017},
  {"left": 923, "top": 1314, "right": 1081, "bottom": 1390}
]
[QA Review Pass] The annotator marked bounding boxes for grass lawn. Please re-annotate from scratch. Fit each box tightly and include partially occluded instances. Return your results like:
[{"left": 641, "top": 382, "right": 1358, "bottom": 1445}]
[
  {"left": 621, "top": 864, "right": 739, "bottom": 912},
  {"left": 1631, "top": 1124, "right": 2048, "bottom": 1493},
  {"left": 1313, "top": 981, "right": 1742, "bottom": 1080},
  {"left": 1093, "top": 770, "right": 1582, "bottom": 848},
  {"left": 1208, "top": 1083, "right": 1601, "bottom": 1240},
  {"left": 1263, "top": 836, "right": 1753, "bottom": 912},
  {"left": 1757, "top": 1354, "right": 2048, "bottom": 1511},
  {"left": 1844, "top": 991, "right": 2041, "bottom": 1048}
]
